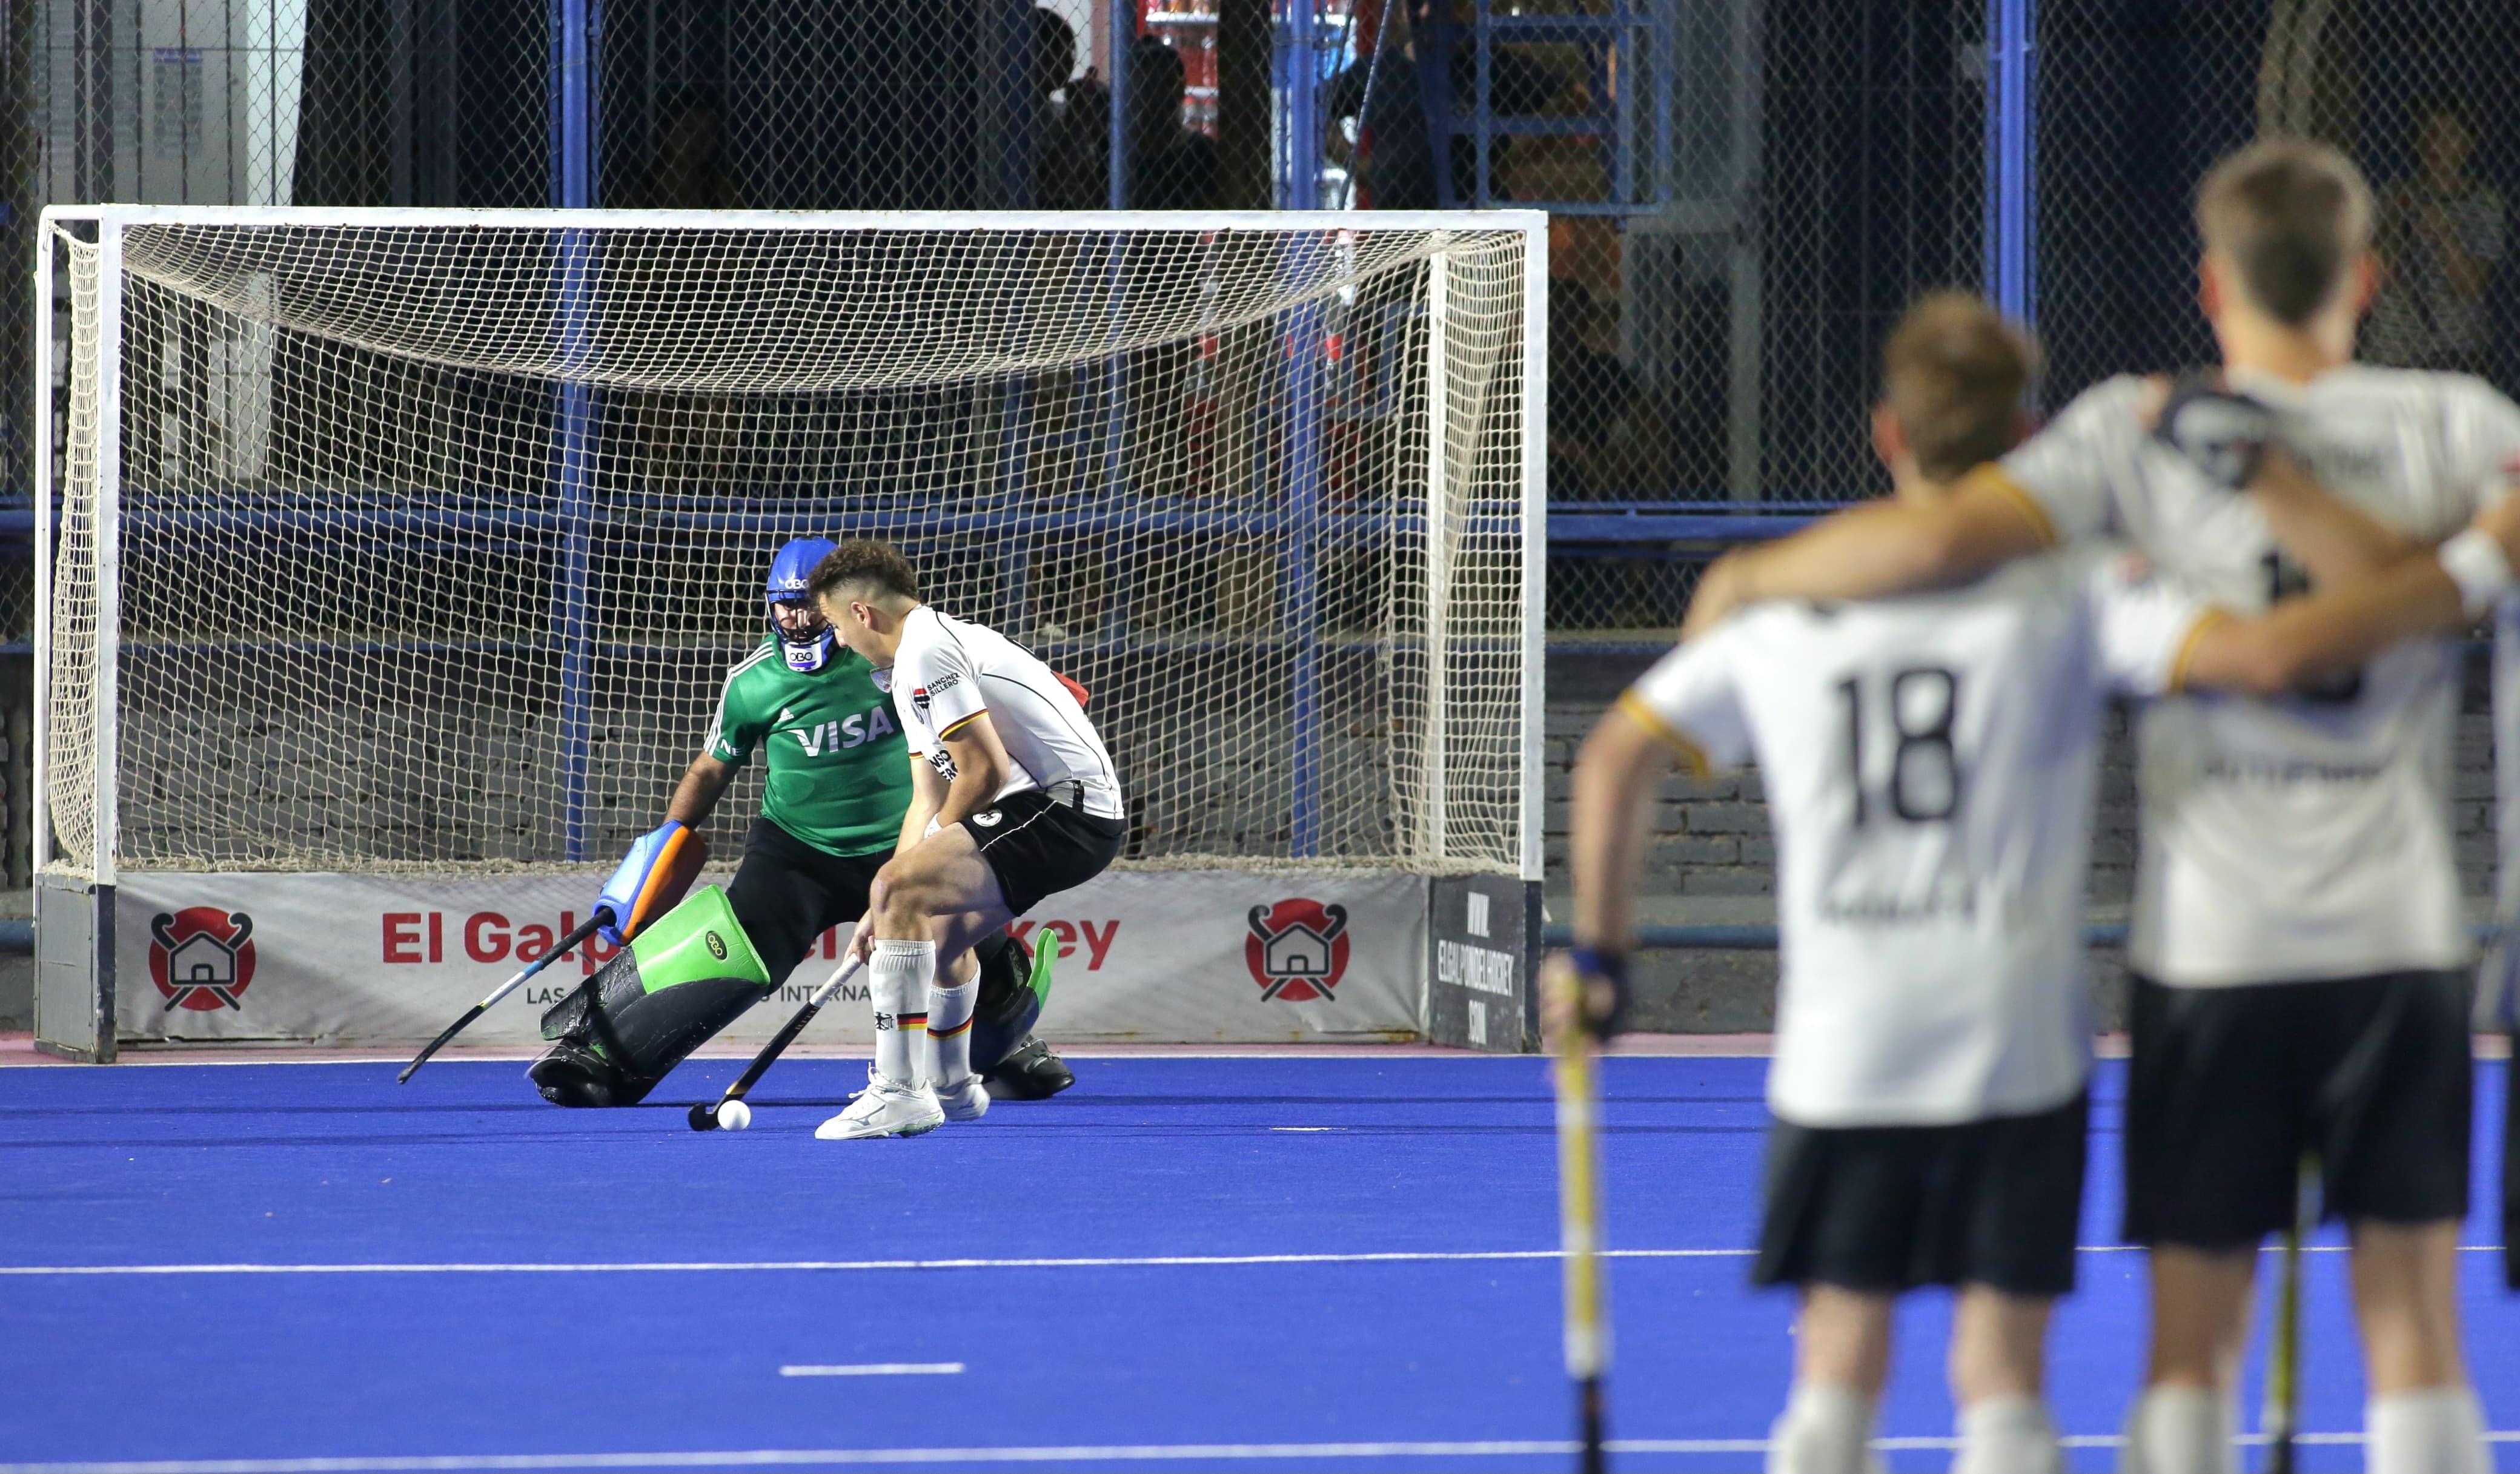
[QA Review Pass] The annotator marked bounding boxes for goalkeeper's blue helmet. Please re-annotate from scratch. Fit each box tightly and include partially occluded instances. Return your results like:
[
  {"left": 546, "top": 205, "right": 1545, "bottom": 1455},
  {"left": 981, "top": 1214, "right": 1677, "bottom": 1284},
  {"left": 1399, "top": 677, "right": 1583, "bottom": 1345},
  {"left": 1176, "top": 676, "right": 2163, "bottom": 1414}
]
[{"left": 766, "top": 537, "right": 841, "bottom": 673}]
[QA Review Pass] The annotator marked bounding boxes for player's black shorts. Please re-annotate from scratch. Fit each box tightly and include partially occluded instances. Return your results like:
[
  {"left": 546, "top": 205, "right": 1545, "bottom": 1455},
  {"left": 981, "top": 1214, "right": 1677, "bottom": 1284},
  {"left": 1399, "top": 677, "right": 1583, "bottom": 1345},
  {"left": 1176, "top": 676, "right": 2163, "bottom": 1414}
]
[
  {"left": 1753, "top": 1091, "right": 2087, "bottom": 1297},
  {"left": 2123, "top": 970, "right": 2472, "bottom": 1250},
  {"left": 723, "top": 816, "right": 889, "bottom": 987},
  {"left": 961, "top": 784, "right": 1126, "bottom": 916}
]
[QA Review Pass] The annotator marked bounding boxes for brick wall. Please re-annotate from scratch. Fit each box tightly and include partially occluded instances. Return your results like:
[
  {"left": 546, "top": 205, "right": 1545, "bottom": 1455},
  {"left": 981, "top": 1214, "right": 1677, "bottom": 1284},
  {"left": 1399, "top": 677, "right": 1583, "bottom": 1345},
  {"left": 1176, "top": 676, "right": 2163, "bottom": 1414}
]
[{"left": 1547, "top": 646, "right": 2505, "bottom": 907}]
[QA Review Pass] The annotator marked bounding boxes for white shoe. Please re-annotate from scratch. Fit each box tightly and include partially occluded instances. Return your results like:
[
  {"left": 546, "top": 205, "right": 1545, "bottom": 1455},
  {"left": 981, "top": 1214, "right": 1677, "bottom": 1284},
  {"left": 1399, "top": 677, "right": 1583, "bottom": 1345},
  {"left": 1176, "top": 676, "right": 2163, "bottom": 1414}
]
[
  {"left": 815, "top": 1069, "right": 944, "bottom": 1140},
  {"left": 935, "top": 1073, "right": 991, "bottom": 1122}
]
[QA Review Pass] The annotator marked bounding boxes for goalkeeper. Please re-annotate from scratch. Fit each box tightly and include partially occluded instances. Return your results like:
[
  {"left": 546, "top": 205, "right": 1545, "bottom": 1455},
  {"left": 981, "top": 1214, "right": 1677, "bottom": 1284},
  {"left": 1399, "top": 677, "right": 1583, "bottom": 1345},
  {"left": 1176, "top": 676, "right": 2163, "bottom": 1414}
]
[{"left": 528, "top": 538, "right": 1073, "bottom": 1107}]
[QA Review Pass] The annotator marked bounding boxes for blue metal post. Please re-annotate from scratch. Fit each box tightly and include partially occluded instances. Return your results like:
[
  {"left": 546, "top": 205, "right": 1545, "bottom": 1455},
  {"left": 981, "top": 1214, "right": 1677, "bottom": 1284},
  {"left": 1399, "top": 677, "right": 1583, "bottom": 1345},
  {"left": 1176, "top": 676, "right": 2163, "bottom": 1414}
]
[
  {"left": 551, "top": 0, "right": 598, "bottom": 861},
  {"left": 1984, "top": 0, "right": 2035, "bottom": 327},
  {"left": 1107, "top": 1, "right": 1131, "bottom": 209},
  {"left": 1471, "top": 0, "right": 1491, "bottom": 207},
  {"left": 1101, "top": 0, "right": 1133, "bottom": 640},
  {"left": 1283, "top": 241, "right": 1324, "bottom": 857},
  {"left": 1272, "top": 1, "right": 1318, "bottom": 210}
]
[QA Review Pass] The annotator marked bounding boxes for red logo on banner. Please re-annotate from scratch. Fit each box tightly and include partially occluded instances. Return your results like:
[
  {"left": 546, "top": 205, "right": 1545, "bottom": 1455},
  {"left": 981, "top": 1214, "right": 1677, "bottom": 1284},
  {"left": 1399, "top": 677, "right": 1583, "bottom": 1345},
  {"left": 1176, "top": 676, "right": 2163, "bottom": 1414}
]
[
  {"left": 148, "top": 908, "right": 257, "bottom": 1011},
  {"left": 1244, "top": 899, "right": 1350, "bottom": 1003}
]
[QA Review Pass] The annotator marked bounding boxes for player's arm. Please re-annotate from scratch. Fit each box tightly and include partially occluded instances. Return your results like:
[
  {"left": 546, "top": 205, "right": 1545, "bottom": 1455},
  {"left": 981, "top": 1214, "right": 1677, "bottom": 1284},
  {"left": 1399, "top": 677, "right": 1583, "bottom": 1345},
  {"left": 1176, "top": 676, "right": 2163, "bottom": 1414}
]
[
  {"left": 898, "top": 752, "right": 946, "bottom": 850},
  {"left": 1556, "top": 633, "right": 1750, "bottom": 1040},
  {"left": 2137, "top": 374, "right": 2424, "bottom": 579},
  {"left": 663, "top": 753, "right": 740, "bottom": 828},
  {"left": 852, "top": 755, "right": 949, "bottom": 965},
  {"left": 2247, "top": 445, "right": 2427, "bottom": 581},
  {"left": 2180, "top": 495, "right": 2520, "bottom": 695},
  {"left": 593, "top": 710, "right": 747, "bottom": 944},
  {"left": 1682, "top": 483, "right": 2049, "bottom": 638},
  {"left": 935, "top": 712, "right": 1016, "bottom": 829},
  {"left": 1569, "top": 698, "right": 1694, "bottom": 956}
]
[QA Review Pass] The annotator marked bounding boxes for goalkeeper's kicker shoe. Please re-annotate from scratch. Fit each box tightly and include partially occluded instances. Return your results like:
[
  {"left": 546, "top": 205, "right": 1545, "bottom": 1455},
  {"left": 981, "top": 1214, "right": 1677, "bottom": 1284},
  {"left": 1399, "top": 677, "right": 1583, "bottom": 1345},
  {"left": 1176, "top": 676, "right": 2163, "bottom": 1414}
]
[
  {"left": 528, "top": 1038, "right": 628, "bottom": 1108},
  {"left": 982, "top": 1034, "right": 1076, "bottom": 1100},
  {"left": 935, "top": 1072, "right": 992, "bottom": 1122},
  {"left": 816, "top": 1068, "right": 945, "bottom": 1140}
]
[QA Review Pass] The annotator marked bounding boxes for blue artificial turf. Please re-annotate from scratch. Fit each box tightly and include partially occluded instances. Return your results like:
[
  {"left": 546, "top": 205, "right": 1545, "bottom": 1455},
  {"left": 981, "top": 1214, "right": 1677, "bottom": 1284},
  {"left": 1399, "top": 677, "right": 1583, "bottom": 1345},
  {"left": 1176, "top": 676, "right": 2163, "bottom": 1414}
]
[{"left": 0, "top": 1054, "right": 2507, "bottom": 1472}]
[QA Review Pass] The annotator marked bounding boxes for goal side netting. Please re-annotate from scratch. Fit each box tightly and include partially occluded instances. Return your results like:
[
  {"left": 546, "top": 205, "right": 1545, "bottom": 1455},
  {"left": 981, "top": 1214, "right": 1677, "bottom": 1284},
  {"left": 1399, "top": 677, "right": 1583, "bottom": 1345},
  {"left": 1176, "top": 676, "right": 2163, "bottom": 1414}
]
[{"left": 39, "top": 209, "right": 1543, "bottom": 889}]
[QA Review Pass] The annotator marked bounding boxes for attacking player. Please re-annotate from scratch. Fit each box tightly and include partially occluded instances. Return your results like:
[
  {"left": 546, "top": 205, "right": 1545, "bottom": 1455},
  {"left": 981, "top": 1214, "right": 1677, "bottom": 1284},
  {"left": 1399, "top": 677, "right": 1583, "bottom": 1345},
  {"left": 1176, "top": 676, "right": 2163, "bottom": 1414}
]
[
  {"left": 1674, "top": 140, "right": 2520, "bottom": 1473},
  {"left": 528, "top": 537, "right": 1075, "bottom": 1108},
  {"left": 804, "top": 540, "right": 1128, "bottom": 1140},
  {"left": 1561, "top": 291, "right": 2520, "bottom": 1474}
]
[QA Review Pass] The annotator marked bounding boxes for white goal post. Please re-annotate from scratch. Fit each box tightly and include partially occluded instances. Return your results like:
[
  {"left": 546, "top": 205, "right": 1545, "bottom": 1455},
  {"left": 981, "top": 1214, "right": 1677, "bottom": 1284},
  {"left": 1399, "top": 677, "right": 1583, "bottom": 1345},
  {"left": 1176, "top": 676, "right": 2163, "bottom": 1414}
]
[{"left": 33, "top": 205, "right": 1546, "bottom": 1059}]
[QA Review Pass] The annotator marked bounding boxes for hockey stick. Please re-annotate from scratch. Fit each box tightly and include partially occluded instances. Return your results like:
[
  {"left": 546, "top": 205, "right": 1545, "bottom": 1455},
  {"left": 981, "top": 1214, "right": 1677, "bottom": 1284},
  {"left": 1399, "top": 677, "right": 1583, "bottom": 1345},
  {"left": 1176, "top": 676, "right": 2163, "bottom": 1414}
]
[
  {"left": 2263, "top": 1154, "right": 2317, "bottom": 1474},
  {"left": 688, "top": 953, "right": 869, "bottom": 1131},
  {"left": 398, "top": 911, "right": 609, "bottom": 1083},
  {"left": 2507, "top": 1025, "right": 2518, "bottom": 1293},
  {"left": 1548, "top": 964, "right": 1611, "bottom": 1474}
]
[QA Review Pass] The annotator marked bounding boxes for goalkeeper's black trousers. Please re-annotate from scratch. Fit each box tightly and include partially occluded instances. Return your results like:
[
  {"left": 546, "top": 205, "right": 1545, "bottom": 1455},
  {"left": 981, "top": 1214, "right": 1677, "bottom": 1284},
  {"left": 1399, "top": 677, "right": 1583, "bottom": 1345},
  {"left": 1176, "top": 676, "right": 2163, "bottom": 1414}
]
[
  {"left": 723, "top": 816, "right": 1036, "bottom": 1070},
  {"left": 724, "top": 816, "right": 890, "bottom": 989}
]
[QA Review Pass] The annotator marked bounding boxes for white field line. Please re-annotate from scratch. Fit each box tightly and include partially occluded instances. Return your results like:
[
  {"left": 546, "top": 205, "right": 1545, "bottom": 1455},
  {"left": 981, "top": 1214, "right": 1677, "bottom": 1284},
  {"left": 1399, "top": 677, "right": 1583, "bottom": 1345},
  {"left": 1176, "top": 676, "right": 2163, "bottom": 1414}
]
[
  {"left": 0, "top": 1248, "right": 1737, "bottom": 1276},
  {"left": 6, "top": 1432, "right": 2520, "bottom": 1473},
  {"left": 0, "top": 1243, "right": 2496, "bottom": 1277},
  {"left": 777, "top": 1364, "right": 962, "bottom": 1378}
]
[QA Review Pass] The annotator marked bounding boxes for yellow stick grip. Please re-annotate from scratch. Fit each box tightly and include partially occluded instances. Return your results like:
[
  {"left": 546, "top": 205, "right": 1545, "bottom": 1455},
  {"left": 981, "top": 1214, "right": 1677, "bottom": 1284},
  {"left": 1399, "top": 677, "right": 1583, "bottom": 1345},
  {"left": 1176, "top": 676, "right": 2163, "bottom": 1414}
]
[{"left": 1550, "top": 959, "right": 1610, "bottom": 1380}]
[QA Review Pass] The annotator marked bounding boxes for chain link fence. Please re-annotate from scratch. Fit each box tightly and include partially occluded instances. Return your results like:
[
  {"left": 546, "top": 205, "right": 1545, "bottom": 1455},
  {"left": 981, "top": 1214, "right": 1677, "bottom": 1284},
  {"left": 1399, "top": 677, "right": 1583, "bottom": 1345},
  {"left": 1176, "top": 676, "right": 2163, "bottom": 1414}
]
[
  {"left": 2040, "top": 0, "right": 2517, "bottom": 406},
  {"left": 16, "top": 0, "right": 2515, "bottom": 644}
]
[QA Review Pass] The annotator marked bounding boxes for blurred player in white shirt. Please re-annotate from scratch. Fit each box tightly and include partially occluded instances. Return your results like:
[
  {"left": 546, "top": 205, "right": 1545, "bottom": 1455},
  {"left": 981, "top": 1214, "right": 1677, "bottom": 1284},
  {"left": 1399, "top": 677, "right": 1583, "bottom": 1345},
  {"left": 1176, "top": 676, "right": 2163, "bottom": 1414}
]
[
  {"left": 1671, "top": 141, "right": 2520, "bottom": 1474},
  {"left": 803, "top": 540, "right": 1127, "bottom": 1141},
  {"left": 1561, "top": 292, "right": 2520, "bottom": 1474}
]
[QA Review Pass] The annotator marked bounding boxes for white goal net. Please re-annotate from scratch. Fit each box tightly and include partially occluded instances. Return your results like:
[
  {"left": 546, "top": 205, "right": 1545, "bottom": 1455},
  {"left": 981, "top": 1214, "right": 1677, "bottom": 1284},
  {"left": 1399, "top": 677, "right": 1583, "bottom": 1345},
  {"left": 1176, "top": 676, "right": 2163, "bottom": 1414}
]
[{"left": 39, "top": 208, "right": 1544, "bottom": 888}]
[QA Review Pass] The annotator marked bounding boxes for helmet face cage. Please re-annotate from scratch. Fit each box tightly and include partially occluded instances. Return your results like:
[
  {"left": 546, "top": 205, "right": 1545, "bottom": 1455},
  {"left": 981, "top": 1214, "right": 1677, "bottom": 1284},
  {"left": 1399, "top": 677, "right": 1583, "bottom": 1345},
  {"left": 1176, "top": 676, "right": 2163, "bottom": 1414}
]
[{"left": 765, "top": 537, "right": 840, "bottom": 673}]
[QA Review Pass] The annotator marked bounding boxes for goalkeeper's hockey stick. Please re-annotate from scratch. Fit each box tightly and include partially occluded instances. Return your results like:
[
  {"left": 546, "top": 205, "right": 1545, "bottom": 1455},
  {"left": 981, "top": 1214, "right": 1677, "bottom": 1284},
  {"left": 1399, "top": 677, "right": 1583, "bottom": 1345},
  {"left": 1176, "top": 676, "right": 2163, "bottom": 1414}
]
[
  {"left": 2263, "top": 1155, "right": 2318, "bottom": 1474},
  {"left": 688, "top": 953, "right": 869, "bottom": 1131},
  {"left": 1548, "top": 965, "right": 1611, "bottom": 1474},
  {"left": 397, "top": 911, "right": 609, "bottom": 1083}
]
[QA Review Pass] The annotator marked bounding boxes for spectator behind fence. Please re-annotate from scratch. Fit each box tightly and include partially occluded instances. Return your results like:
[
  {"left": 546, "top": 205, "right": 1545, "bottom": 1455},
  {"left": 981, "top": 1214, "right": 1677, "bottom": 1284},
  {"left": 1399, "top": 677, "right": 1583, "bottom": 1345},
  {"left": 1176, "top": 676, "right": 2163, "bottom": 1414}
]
[
  {"left": 1126, "top": 36, "right": 1216, "bottom": 209},
  {"left": 1044, "top": 70, "right": 1112, "bottom": 209},
  {"left": 1548, "top": 279, "right": 1647, "bottom": 501},
  {"left": 1322, "top": 0, "right": 1567, "bottom": 210},
  {"left": 2368, "top": 97, "right": 2504, "bottom": 374},
  {"left": 1025, "top": 10, "right": 1099, "bottom": 208},
  {"left": 637, "top": 88, "right": 741, "bottom": 210}
]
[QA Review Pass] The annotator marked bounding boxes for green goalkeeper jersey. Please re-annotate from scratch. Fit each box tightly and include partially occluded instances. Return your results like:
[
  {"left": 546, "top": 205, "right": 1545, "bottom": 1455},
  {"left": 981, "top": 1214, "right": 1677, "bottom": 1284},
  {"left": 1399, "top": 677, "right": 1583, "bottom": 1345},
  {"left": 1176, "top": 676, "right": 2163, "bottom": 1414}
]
[{"left": 705, "top": 640, "right": 912, "bottom": 858}]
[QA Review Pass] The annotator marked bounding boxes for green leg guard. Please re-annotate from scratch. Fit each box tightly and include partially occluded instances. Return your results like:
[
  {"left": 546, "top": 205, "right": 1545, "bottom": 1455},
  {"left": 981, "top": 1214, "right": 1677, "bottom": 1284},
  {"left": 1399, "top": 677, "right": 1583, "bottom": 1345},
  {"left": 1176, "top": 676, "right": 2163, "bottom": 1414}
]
[
  {"left": 529, "top": 885, "right": 774, "bottom": 1108},
  {"left": 969, "top": 932, "right": 1041, "bottom": 1074},
  {"left": 974, "top": 930, "right": 1074, "bottom": 1100}
]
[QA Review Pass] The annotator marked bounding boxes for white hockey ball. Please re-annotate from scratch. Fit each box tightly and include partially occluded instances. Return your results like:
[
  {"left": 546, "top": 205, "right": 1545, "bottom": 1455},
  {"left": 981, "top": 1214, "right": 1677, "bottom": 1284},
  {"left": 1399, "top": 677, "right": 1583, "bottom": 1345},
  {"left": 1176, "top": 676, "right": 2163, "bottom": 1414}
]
[{"left": 717, "top": 1099, "right": 752, "bottom": 1131}]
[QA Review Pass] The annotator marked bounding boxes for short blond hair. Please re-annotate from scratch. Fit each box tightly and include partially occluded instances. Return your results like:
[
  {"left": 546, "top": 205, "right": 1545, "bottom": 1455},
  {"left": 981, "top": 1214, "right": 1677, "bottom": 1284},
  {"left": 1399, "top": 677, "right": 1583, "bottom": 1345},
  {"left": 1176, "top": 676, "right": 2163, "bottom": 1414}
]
[
  {"left": 1882, "top": 292, "right": 2035, "bottom": 482},
  {"left": 2196, "top": 137, "right": 2374, "bottom": 325}
]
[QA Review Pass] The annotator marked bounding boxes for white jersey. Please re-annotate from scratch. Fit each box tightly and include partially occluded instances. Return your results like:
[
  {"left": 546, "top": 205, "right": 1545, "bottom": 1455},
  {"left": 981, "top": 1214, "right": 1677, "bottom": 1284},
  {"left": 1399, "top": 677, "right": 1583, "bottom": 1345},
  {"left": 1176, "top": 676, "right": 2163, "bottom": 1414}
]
[
  {"left": 1995, "top": 366, "right": 2520, "bottom": 986},
  {"left": 1628, "top": 549, "right": 2209, "bottom": 1127},
  {"left": 887, "top": 605, "right": 1125, "bottom": 820}
]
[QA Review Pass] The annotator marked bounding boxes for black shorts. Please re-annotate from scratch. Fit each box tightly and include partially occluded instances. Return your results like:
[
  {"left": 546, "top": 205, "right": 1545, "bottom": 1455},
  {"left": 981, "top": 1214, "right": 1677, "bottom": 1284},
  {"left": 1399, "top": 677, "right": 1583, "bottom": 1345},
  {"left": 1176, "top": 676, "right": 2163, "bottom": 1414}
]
[
  {"left": 723, "top": 817, "right": 888, "bottom": 987},
  {"left": 2123, "top": 970, "right": 2472, "bottom": 1250},
  {"left": 1754, "top": 1091, "right": 2087, "bottom": 1297},
  {"left": 962, "top": 786, "right": 1126, "bottom": 916}
]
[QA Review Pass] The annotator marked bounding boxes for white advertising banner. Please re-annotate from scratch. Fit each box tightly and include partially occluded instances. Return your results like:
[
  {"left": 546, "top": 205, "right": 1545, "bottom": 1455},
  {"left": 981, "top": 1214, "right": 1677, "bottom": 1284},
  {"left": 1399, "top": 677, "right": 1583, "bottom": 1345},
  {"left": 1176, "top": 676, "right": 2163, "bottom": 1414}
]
[{"left": 111, "top": 869, "right": 1430, "bottom": 1048}]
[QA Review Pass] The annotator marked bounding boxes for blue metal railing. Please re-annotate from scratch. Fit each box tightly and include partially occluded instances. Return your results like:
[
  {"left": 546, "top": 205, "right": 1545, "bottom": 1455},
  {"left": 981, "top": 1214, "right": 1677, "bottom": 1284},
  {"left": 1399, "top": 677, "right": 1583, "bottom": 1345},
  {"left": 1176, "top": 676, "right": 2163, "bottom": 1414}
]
[
  {"left": 1427, "top": 0, "right": 1673, "bottom": 217},
  {"left": 0, "top": 496, "right": 1841, "bottom": 550}
]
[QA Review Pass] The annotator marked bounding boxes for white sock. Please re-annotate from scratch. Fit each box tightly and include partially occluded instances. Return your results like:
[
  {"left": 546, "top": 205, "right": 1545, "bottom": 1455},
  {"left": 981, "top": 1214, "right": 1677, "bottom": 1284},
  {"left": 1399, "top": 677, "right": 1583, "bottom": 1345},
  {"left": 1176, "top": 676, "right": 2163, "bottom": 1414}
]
[
  {"left": 869, "top": 939, "right": 934, "bottom": 1086},
  {"left": 2117, "top": 1384, "right": 2235, "bottom": 1474},
  {"left": 1768, "top": 1381, "right": 1879, "bottom": 1474},
  {"left": 2367, "top": 1386, "right": 2488, "bottom": 1474},
  {"left": 1952, "top": 1396, "right": 2061, "bottom": 1474},
  {"left": 924, "top": 977, "right": 978, "bottom": 1088}
]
